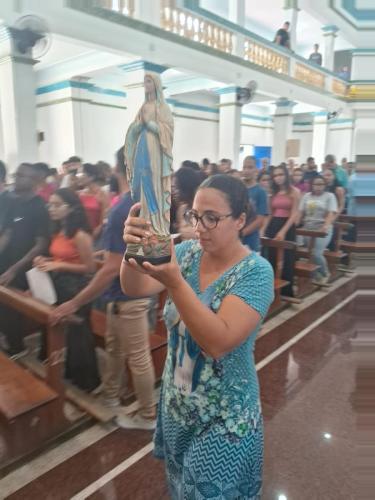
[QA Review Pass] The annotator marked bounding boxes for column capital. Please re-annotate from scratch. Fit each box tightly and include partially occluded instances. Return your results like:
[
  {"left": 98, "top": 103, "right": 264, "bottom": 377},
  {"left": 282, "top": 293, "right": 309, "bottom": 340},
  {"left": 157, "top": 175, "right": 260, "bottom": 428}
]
[
  {"left": 322, "top": 24, "right": 339, "bottom": 36},
  {"left": 119, "top": 60, "right": 169, "bottom": 74},
  {"left": 273, "top": 98, "right": 297, "bottom": 115}
]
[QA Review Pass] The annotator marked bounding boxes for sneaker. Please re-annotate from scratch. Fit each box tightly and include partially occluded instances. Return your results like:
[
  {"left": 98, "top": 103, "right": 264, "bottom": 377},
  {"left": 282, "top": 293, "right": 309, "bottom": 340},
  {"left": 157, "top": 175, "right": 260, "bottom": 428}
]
[
  {"left": 116, "top": 411, "right": 156, "bottom": 430},
  {"left": 8, "top": 348, "right": 28, "bottom": 361}
]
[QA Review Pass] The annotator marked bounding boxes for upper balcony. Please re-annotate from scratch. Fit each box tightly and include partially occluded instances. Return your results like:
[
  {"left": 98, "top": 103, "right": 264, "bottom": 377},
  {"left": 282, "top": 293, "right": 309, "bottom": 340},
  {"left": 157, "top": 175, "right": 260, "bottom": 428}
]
[{"left": 91, "top": 0, "right": 358, "bottom": 100}]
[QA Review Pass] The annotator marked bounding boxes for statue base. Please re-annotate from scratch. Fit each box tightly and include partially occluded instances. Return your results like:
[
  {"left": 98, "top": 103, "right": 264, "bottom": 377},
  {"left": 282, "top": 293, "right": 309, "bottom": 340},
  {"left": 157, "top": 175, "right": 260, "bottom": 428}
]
[
  {"left": 124, "top": 252, "right": 171, "bottom": 266},
  {"left": 125, "top": 236, "right": 172, "bottom": 266}
]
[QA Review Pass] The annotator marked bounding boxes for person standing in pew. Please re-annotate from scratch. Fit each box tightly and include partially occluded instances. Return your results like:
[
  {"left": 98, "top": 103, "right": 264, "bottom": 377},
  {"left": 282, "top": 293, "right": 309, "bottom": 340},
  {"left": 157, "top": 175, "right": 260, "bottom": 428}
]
[
  {"left": 0, "top": 163, "right": 50, "bottom": 357},
  {"left": 297, "top": 175, "right": 338, "bottom": 284},
  {"left": 34, "top": 188, "right": 101, "bottom": 392},
  {"left": 50, "top": 147, "right": 156, "bottom": 428},
  {"left": 0, "top": 161, "right": 12, "bottom": 234},
  {"left": 121, "top": 175, "right": 274, "bottom": 499},
  {"left": 262, "top": 164, "right": 300, "bottom": 297},
  {"left": 241, "top": 156, "right": 269, "bottom": 253}
]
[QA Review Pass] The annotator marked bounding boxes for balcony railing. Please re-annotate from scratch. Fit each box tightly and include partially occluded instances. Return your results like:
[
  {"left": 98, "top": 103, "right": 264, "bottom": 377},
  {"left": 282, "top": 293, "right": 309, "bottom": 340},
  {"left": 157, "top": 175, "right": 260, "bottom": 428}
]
[
  {"left": 96, "top": 0, "right": 350, "bottom": 99},
  {"left": 101, "top": 0, "right": 135, "bottom": 16},
  {"left": 161, "top": 4, "right": 233, "bottom": 53},
  {"left": 244, "top": 39, "right": 289, "bottom": 75},
  {"left": 294, "top": 62, "right": 325, "bottom": 89}
]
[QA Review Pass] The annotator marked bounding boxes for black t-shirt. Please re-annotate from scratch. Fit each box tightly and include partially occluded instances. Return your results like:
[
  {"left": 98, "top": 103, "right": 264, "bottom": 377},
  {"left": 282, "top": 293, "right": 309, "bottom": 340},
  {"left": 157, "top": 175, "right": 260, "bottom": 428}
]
[
  {"left": 309, "top": 52, "right": 322, "bottom": 66},
  {"left": 275, "top": 29, "right": 290, "bottom": 47},
  {"left": 0, "top": 194, "right": 50, "bottom": 274},
  {"left": 0, "top": 190, "right": 12, "bottom": 234}
]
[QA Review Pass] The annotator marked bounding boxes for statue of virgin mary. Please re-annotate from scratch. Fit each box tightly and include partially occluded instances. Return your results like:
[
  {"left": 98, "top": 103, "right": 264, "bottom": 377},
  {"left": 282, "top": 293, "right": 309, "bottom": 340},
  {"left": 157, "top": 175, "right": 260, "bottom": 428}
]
[{"left": 124, "top": 72, "right": 174, "bottom": 264}]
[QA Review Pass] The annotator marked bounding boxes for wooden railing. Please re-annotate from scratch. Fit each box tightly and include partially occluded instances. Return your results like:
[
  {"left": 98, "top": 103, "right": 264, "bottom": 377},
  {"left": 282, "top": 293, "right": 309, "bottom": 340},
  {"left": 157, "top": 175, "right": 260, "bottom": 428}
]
[
  {"left": 332, "top": 78, "right": 348, "bottom": 97},
  {"left": 244, "top": 39, "right": 289, "bottom": 75},
  {"left": 161, "top": 3, "right": 233, "bottom": 53},
  {"left": 100, "top": 0, "right": 135, "bottom": 16},
  {"left": 294, "top": 62, "right": 325, "bottom": 89}
]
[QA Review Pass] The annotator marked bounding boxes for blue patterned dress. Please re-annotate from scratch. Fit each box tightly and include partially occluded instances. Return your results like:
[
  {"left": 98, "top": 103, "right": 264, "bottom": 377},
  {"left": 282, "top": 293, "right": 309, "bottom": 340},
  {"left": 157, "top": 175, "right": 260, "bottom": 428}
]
[{"left": 154, "top": 241, "right": 274, "bottom": 499}]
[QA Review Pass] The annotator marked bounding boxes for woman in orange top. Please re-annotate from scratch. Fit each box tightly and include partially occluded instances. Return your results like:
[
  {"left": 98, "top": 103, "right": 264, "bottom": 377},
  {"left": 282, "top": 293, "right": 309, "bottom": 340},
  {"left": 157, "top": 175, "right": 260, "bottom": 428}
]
[{"left": 34, "top": 188, "right": 100, "bottom": 392}]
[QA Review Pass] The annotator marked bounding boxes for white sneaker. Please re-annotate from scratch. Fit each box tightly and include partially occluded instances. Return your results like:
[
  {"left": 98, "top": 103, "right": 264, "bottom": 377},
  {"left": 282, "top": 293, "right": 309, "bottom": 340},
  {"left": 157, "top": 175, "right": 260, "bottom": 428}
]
[{"left": 116, "top": 411, "right": 156, "bottom": 430}]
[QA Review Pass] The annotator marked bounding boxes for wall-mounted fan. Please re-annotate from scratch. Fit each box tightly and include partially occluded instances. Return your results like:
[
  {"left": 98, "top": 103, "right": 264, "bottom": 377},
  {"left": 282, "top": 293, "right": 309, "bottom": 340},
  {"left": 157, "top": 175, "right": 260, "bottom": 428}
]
[
  {"left": 327, "top": 108, "right": 343, "bottom": 121},
  {"left": 236, "top": 80, "right": 257, "bottom": 106},
  {"left": 8, "top": 15, "right": 51, "bottom": 59}
]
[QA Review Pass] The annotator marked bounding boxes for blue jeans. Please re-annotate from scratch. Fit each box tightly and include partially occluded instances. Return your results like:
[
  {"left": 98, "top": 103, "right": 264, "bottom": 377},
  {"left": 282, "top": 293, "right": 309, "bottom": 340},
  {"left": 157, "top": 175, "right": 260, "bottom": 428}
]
[{"left": 304, "top": 227, "right": 333, "bottom": 277}]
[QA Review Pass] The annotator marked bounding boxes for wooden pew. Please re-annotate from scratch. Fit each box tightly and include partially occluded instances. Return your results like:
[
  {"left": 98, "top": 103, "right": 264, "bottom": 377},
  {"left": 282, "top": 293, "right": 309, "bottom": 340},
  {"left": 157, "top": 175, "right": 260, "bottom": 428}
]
[
  {"left": 338, "top": 215, "right": 375, "bottom": 268},
  {"left": 260, "top": 237, "right": 298, "bottom": 314},
  {"left": 0, "top": 286, "right": 68, "bottom": 466}
]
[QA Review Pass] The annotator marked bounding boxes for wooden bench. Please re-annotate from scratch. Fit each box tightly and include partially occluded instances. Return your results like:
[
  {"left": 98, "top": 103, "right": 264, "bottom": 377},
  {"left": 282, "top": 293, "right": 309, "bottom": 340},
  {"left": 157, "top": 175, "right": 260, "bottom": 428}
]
[
  {"left": 0, "top": 286, "right": 69, "bottom": 466},
  {"left": 260, "top": 237, "right": 299, "bottom": 314}
]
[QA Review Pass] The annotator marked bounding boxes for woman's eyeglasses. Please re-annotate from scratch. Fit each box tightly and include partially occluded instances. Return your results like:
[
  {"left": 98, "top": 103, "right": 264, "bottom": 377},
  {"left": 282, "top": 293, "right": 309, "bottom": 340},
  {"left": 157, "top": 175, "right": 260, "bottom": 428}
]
[{"left": 184, "top": 210, "right": 233, "bottom": 230}]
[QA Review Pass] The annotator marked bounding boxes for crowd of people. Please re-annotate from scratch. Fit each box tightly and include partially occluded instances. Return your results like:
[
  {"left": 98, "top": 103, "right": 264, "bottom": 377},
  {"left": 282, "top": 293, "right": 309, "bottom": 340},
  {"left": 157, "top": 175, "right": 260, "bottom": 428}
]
[{"left": 0, "top": 149, "right": 355, "bottom": 497}]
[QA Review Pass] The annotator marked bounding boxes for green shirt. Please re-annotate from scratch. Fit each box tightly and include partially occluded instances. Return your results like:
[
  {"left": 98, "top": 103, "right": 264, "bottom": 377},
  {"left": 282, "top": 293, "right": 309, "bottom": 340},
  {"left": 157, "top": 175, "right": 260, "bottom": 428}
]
[{"left": 333, "top": 165, "right": 348, "bottom": 188}]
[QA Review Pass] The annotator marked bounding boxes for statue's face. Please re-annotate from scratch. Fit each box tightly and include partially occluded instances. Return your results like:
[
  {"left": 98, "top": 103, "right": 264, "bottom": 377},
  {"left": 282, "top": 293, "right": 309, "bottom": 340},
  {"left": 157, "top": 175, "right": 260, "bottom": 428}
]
[{"left": 144, "top": 76, "right": 156, "bottom": 95}]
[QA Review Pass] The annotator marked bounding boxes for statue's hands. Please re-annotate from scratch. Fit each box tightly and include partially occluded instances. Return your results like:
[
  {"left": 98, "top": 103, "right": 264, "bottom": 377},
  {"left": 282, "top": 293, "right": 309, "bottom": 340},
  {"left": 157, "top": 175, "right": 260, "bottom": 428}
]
[
  {"left": 123, "top": 203, "right": 152, "bottom": 246},
  {"left": 145, "top": 120, "right": 159, "bottom": 134}
]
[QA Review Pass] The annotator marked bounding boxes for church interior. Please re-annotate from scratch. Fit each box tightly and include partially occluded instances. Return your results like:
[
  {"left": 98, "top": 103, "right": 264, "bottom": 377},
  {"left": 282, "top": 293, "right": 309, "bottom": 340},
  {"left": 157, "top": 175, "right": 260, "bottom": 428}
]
[{"left": 0, "top": 1, "right": 374, "bottom": 499}]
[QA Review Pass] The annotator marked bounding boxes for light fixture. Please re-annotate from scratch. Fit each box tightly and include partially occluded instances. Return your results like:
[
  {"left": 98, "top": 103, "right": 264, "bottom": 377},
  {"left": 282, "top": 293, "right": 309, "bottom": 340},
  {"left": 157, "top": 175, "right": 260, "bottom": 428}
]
[
  {"left": 278, "top": 495, "right": 288, "bottom": 500},
  {"left": 323, "top": 432, "right": 332, "bottom": 440}
]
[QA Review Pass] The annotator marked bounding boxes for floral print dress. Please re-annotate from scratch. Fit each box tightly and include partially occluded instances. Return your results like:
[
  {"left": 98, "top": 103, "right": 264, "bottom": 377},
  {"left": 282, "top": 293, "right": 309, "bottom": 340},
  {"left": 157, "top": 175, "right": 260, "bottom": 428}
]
[{"left": 154, "top": 240, "right": 274, "bottom": 500}]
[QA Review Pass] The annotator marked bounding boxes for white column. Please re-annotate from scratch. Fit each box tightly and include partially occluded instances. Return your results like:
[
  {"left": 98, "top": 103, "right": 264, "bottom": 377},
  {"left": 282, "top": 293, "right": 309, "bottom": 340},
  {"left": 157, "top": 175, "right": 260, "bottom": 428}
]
[
  {"left": 311, "top": 112, "right": 329, "bottom": 169},
  {"left": 134, "top": 0, "right": 162, "bottom": 27},
  {"left": 322, "top": 25, "right": 339, "bottom": 72},
  {"left": 228, "top": 0, "right": 245, "bottom": 58},
  {"left": 0, "top": 25, "right": 38, "bottom": 173},
  {"left": 284, "top": 0, "right": 299, "bottom": 51},
  {"left": 218, "top": 88, "right": 242, "bottom": 169},
  {"left": 352, "top": 108, "right": 375, "bottom": 157},
  {"left": 271, "top": 98, "right": 296, "bottom": 165}
]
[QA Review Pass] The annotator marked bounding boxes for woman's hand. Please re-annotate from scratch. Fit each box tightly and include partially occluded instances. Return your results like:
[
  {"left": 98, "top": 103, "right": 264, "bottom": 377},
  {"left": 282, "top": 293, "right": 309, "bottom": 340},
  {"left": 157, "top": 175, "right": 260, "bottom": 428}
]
[
  {"left": 49, "top": 299, "right": 78, "bottom": 326},
  {"left": 275, "top": 230, "right": 286, "bottom": 241},
  {"left": 33, "top": 256, "right": 50, "bottom": 267},
  {"left": 123, "top": 203, "right": 152, "bottom": 247},
  {"left": 36, "top": 260, "right": 62, "bottom": 272},
  {"left": 127, "top": 244, "right": 183, "bottom": 291}
]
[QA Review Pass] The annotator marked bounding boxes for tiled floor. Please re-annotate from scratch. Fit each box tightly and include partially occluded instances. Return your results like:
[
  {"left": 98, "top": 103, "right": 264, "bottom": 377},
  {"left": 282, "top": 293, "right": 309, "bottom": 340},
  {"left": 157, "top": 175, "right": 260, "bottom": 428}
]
[{"left": 0, "top": 278, "right": 371, "bottom": 500}]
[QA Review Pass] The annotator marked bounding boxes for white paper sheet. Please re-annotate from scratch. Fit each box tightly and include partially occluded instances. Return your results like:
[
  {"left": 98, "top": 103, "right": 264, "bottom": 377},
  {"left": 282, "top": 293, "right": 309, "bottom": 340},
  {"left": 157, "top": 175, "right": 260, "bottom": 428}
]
[{"left": 26, "top": 268, "right": 57, "bottom": 305}]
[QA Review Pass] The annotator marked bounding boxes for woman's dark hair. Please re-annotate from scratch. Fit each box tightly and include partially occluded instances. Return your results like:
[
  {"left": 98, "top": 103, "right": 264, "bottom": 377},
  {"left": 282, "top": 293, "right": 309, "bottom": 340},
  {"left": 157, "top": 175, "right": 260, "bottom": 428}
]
[
  {"left": 82, "top": 163, "right": 100, "bottom": 183},
  {"left": 174, "top": 167, "right": 203, "bottom": 207},
  {"left": 311, "top": 174, "right": 327, "bottom": 190},
  {"left": 52, "top": 188, "right": 91, "bottom": 238},
  {"left": 322, "top": 170, "right": 339, "bottom": 193},
  {"left": 271, "top": 164, "right": 292, "bottom": 195},
  {"left": 202, "top": 158, "right": 210, "bottom": 167},
  {"left": 198, "top": 174, "right": 254, "bottom": 232}
]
